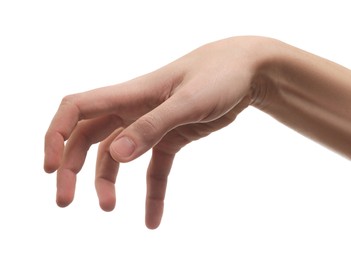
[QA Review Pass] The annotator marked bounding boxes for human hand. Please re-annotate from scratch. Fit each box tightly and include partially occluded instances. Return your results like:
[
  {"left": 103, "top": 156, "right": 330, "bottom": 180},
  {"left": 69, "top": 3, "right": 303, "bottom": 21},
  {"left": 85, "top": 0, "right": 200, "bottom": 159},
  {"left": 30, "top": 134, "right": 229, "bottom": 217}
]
[{"left": 44, "top": 36, "right": 266, "bottom": 229}]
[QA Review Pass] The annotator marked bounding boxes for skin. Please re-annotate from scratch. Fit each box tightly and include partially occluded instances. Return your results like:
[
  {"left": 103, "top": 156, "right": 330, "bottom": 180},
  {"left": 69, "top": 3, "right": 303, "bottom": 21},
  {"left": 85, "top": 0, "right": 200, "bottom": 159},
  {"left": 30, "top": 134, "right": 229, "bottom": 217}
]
[{"left": 44, "top": 36, "right": 351, "bottom": 229}]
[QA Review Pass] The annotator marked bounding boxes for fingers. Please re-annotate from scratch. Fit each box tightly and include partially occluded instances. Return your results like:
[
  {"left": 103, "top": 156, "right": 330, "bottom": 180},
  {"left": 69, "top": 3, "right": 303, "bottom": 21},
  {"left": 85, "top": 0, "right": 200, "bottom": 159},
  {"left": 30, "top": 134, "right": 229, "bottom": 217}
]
[
  {"left": 44, "top": 91, "right": 116, "bottom": 173},
  {"left": 109, "top": 86, "right": 207, "bottom": 163},
  {"left": 95, "top": 128, "right": 123, "bottom": 212},
  {"left": 44, "top": 69, "right": 178, "bottom": 173},
  {"left": 44, "top": 86, "right": 133, "bottom": 173},
  {"left": 56, "top": 115, "right": 122, "bottom": 207},
  {"left": 142, "top": 96, "right": 252, "bottom": 229},
  {"left": 44, "top": 100, "right": 81, "bottom": 173},
  {"left": 145, "top": 149, "right": 175, "bottom": 229}
]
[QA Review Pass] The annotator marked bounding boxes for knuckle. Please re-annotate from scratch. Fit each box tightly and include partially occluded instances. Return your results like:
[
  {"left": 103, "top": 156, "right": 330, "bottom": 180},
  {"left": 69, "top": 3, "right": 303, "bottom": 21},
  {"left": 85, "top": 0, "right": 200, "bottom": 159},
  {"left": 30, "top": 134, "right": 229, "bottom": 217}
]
[
  {"left": 60, "top": 94, "right": 84, "bottom": 120},
  {"left": 61, "top": 94, "right": 76, "bottom": 105},
  {"left": 135, "top": 114, "right": 161, "bottom": 140},
  {"left": 149, "top": 170, "right": 168, "bottom": 184},
  {"left": 176, "top": 88, "right": 209, "bottom": 122}
]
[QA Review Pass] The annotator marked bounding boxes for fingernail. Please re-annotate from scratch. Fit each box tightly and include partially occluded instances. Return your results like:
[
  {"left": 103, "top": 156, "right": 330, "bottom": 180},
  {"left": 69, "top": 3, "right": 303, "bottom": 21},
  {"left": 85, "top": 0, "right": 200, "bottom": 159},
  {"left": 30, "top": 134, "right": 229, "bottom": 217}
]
[{"left": 112, "top": 137, "right": 135, "bottom": 158}]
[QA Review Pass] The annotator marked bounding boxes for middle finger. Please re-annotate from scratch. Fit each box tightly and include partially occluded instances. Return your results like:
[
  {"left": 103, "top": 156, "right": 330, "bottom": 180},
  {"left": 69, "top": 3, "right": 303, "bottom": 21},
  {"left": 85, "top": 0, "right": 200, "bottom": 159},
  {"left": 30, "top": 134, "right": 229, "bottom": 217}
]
[{"left": 56, "top": 115, "right": 123, "bottom": 207}]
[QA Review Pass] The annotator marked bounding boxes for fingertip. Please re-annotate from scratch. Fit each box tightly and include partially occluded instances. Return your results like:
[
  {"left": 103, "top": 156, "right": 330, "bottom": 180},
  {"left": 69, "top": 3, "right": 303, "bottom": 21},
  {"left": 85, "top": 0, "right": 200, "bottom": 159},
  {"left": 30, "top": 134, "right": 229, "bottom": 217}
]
[
  {"left": 99, "top": 198, "right": 116, "bottom": 212},
  {"left": 56, "top": 185, "right": 75, "bottom": 207},
  {"left": 44, "top": 153, "right": 60, "bottom": 173},
  {"left": 110, "top": 136, "right": 136, "bottom": 162},
  {"left": 145, "top": 200, "right": 164, "bottom": 230},
  {"left": 44, "top": 163, "right": 58, "bottom": 174},
  {"left": 56, "top": 195, "right": 73, "bottom": 208},
  {"left": 146, "top": 221, "right": 161, "bottom": 230},
  {"left": 56, "top": 169, "right": 76, "bottom": 208},
  {"left": 95, "top": 179, "right": 117, "bottom": 212},
  {"left": 44, "top": 132, "right": 65, "bottom": 172}
]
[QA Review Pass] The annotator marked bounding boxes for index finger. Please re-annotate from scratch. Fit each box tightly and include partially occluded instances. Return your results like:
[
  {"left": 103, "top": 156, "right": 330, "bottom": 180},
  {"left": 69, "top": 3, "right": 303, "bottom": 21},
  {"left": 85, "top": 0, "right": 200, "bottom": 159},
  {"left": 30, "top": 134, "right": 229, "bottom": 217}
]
[
  {"left": 44, "top": 85, "right": 130, "bottom": 173},
  {"left": 44, "top": 98, "right": 81, "bottom": 173},
  {"left": 44, "top": 68, "right": 181, "bottom": 173},
  {"left": 44, "top": 81, "right": 144, "bottom": 173}
]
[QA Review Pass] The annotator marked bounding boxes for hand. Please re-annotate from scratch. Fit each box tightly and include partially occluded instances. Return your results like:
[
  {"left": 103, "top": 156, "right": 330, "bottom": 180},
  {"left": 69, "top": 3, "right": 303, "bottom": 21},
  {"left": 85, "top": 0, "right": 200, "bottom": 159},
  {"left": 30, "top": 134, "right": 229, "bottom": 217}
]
[{"left": 44, "top": 36, "right": 264, "bottom": 229}]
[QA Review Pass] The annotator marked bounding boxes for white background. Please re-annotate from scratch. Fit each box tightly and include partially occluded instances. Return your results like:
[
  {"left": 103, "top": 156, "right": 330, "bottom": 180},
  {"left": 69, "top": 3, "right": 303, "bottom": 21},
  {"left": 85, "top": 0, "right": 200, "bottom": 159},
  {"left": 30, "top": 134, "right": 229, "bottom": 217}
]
[{"left": 1, "top": 0, "right": 351, "bottom": 259}]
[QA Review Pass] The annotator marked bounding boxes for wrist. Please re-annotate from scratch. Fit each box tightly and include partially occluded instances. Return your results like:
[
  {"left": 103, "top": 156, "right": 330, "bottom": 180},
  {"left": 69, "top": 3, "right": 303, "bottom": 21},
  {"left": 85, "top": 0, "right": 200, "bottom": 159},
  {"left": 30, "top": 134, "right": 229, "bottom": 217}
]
[
  {"left": 239, "top": 36, "right": 284, "bottom": 110},
  {"left": 245, "top": 36, "right": 351, "bottom": 159}
]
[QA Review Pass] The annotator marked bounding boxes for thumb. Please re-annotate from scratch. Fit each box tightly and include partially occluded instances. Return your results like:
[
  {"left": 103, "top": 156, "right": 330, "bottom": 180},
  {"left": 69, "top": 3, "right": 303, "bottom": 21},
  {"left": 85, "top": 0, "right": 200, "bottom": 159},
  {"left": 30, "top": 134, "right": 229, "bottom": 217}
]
[{"left": 109, "top": 94, "right": 200, "bottom": 162}]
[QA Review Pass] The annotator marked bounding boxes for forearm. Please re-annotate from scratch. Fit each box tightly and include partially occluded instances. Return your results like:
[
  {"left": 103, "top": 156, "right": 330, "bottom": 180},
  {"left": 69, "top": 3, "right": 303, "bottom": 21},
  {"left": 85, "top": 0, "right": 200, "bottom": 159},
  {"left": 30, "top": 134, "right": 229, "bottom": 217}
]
[{"left": 250, "top": 38, "right": 351, "bottom": 159}]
